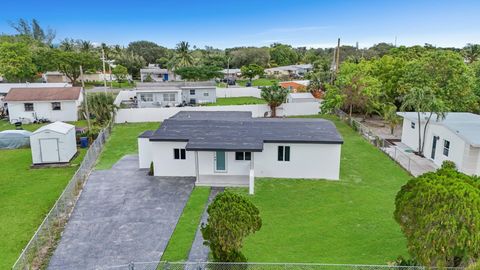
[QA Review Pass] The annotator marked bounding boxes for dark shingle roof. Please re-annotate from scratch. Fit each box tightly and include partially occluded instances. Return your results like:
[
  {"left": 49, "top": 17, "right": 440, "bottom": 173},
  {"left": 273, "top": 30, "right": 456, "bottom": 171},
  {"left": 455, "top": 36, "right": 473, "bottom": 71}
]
[
  {"left": 148, "top": 111, "right": 343, "bottom": 151},
  {"left": 4, "top": 87, "right": 81, "bottom": 101}
]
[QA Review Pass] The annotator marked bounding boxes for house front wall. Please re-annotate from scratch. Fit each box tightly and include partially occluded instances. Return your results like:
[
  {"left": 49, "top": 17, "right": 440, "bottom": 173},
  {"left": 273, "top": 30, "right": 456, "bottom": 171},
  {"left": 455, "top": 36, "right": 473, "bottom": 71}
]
[
  {"left": 462, "top": 145, "right": 480, "bottom": 176},
  {"left": 137, "top": 91, "right": 182, "bottom": 108},
  {"left": 8, "top": 100, "right": 79, "bottom": 123},
  {"left": 150, "top": 141, "right": 196, "bottom": 177},
  {"left": 181, "top": 88, "right": 216, "bottom": 104}
]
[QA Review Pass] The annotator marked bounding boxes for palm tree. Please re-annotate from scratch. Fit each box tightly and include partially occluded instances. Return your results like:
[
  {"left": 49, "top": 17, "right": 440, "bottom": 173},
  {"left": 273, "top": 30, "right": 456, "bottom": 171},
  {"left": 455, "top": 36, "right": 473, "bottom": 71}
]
[
  {"left": 260, "top": 83, "right": 289, "bottom": 117},
  {"left": 382, "top": 103, "right": 401, "bottom": 135},
  {"left": 400, "top": 87, "right": 447, "bottom": 156},
  {"left": 174, "top": 41, "right": 194, "bottom": 68},
  {"left": 79, "top": 40, "right": 94, "bottom": 52},
  {"left": 59, "top": 38, "right": 75, "bottom": 51},
  {"left": 462, "top": 43, "right": 480, "bottom": 64}
]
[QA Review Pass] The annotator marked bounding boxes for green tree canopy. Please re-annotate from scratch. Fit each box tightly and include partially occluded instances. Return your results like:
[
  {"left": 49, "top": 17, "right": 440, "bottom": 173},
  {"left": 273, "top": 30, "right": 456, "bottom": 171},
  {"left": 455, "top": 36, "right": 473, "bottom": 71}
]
[
  {"left": 260, "top": 83, "right": 289, "bottom": 117},
  {"left": 126, "top": 40, "right": 170, "bottom": 64},
  {"left": 240, "top": 64, "right": 264, "bottom": 81},
  {"left": 175, "top": 65, "right": 222, "bottom": 81},
  {"left": 270, "top": 43, "right": 299, "bottom": 66},
  {"left": 112, "top": 64, "right": 128, "bottom": 82},
  {"left": 0, "top": 42, "right": 36, "bottom": 82},
  {"left": 9, "top": 18, "right": 56, "bottom": 45},
  {"left": 228, "top": 47, "right": 270, "bottom": 68},
  {"left": 201, "top": 192, "right": 262, "bottom": 262},
  {"left": 394, "top": 165, "right": 480, "bottom": 267},
  {"left": 54, "top": 50, "right": 101, "bottom": 85},
  {"left": 114, "top": 51, "right": 146, "bottom": 80}
]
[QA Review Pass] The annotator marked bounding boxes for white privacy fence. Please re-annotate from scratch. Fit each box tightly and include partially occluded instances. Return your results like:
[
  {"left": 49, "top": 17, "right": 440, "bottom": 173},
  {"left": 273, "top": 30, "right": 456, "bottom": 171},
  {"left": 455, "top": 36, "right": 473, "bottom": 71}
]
[
  {"left": 115, "top": 102, "right": 321, "bottom": 123},
  {"left": 216, "top": 87, "right": 261, "bottom": 98}
]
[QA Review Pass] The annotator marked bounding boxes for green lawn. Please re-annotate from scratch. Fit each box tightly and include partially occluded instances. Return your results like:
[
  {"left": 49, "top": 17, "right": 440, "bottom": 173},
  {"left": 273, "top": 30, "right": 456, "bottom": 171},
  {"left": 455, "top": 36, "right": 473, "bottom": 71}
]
[
  {"left": 95, "top": 122, "right": 160, "bottom": 169},
  {"left": 0, "top": 148, "right": 86, "bottom": 269},
  {"left": 206, "top": 97, "right": 266, "bottom": 106},
  {"left": 0, "top": 119, "right": 88, "bottom": 132},
  {"left": 226, "top": 115, "right": 410, "bottom": 264},
  {"left": 162, "top": 187, "right": 211, "bottom": 261},
  {"left": 237, "top": 78, "right": 279, "bottom": 87}
]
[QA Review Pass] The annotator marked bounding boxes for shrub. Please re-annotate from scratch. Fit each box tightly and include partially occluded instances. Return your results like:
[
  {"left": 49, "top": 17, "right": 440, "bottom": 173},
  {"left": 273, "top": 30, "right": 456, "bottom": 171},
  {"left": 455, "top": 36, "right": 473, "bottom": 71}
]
[
  {"left": 441, "top": 160, "right": 457, "bottom": 171},
  {"left": 148, "top": 161, "right": 154, "bottom": 176},
  {"left": 201, "top": 192, "right": 262, "bottom": 262}
]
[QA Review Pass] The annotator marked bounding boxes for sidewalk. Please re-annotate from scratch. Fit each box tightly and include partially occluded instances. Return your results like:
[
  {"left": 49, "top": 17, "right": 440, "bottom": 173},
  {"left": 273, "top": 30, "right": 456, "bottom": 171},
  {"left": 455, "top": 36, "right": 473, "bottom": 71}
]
[{"left": 383, "top": 142, "right": 437, "bottom": 176}]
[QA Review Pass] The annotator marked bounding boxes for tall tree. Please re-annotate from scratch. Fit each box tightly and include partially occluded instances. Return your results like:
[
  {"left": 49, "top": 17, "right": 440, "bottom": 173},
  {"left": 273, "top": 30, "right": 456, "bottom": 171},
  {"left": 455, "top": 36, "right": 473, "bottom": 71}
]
[
  {"left": 462, "top": 43, "right": 480, "bottom": 64},
  {"left": 270, "top": 43, "right": 299, "bottom": 66},
  {"left": 174, "top": 41, "right": 194, "bottom": 68},
  {"left": 126, "top": 40, "right": 170, "bottom": 64},
  {"left": 260, "top": 83, "right": 289, "bottom": 117},
  {"left": 9, "top": 18, "right": 56, "bottom": 45},
  {"left": 400, "top": 87, "right": 447, "bottom": 156},
  {"left": 114, "top": 51, "right": 146, "bottom": 80},
  {"left": 174, "top": 66, "right": 222, "bottom": 81},
  {"left": 240, "top": 64, "right": 264, "bottom": 82},
  {"left": 0, "top": 42, "right": 36, "bottom": 82},
  {"left": 201, "top": 192, "right": 262, "bottom": 262},
  {"left": 55, "top": 50, "right": 101, "bottom": 85},
  {"left": 395, "top": 165, "right": 480, "bottom": 267}
]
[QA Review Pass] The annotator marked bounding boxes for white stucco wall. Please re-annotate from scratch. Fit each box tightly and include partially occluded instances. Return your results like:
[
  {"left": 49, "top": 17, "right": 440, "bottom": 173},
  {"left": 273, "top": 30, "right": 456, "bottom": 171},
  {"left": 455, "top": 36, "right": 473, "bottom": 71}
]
[
  {"left": 197, "top": 151, "right": 251, "bottom": 176},
  {"left": 216, "top": 87, "right": 261, "bottom": 98},
  {"left": 138, "top": 137, "right": 153, "bottom": 168},
  {"left": 150, "top": 141, "right": 196, "bottom": 177},
  {"left": 254, "top": 143, "right": 341, "bottom": 180},
  {"left": 8, "top": 100, "right": 79, "bottom": 123},
  {"left": 30, "top": 128, "right": 76, "bottom": 164}
]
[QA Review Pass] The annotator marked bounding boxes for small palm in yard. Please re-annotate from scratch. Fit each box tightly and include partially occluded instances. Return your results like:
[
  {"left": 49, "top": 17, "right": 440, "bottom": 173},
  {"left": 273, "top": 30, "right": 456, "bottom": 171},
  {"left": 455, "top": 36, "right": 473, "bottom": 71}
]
[
  {"left": 260, "top": 83, "right": 289, "bottom": 117},
  {"left": 382, "top": 103, "right": 401, "bottom": 135},
  {"left": 80, "top": 92, "right": 118, "bottom": 126}
]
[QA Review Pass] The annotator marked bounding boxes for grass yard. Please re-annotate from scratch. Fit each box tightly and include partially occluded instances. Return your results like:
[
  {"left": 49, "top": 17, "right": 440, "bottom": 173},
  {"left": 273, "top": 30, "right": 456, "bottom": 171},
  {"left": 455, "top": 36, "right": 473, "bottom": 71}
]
[
  {"left": 162, "top": 187, "right": 211, "bottom": 261},
  {"left": 206, "top": 97, "right": 266, "bottom": 106},
  {"left": 0, "top": 148, "right": 86, "bottom": 269},
  {"left": 95, "top": 122, "right": 160, "bottom": 169},
  {"left": 237, "top": 78, "right": 279, "bottom": 87},
  {"left": 227, "top": 115, "right": 410, "bottom": 264},
  {"left": 0, "top": 120, "right": 88, "bottom": 132}
]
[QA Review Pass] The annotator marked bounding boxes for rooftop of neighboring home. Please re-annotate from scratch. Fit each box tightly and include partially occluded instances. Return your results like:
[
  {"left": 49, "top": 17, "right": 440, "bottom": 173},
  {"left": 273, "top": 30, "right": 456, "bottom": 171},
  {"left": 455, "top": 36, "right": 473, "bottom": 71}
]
[
  {"left": 221, "top": 68, "right": 242, "bottom": 74},
  {"left": 141, "top": 111, "right": 343, "bottom": 151},
  {"left": 0, "top": 82, "right": 72, "bottom": 94},
  {"left": 266, "top": 64, "right": 313, "bottom": 72},
  {"left": 288, "top": 93, "right": 316, "bottom": 99},
  {"left": 3, "top": 87, "right": 82, "bottom": 102},
  {"left": 135, "top": 81, "right": 216, "bottom": 92},
  {"left": 398, "top": 112, "right": 480, "bottom": 146},
  {"left": 140, "top": 64, "right": 169, "bottom": 74}
]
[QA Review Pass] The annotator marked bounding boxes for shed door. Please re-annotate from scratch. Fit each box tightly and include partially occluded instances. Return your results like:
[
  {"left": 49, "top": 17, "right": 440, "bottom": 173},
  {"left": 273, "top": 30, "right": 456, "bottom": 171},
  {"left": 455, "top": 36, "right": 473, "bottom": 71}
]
[{"left": 40, "top": 138, "right": 60, "bottom": 163}]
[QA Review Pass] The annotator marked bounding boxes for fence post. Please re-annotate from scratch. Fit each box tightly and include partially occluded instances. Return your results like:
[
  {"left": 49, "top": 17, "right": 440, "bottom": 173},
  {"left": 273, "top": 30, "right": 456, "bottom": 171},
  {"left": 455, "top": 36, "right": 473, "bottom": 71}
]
[{"left": 128, "top": 261, "right": 134, "bottom": 270}]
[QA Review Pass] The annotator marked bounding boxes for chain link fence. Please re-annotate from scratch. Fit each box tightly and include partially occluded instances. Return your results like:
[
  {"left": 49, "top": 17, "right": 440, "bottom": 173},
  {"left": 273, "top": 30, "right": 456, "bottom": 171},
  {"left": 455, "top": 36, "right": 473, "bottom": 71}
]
[
  {"left": 12, "top": 121, "right": 114, "bottom": 270},
  {"left": 103, "top": 262, "right": 463, "bottom": 270},
  {"left": 334, "top": 110, "right": 421, "bottom": 175}
]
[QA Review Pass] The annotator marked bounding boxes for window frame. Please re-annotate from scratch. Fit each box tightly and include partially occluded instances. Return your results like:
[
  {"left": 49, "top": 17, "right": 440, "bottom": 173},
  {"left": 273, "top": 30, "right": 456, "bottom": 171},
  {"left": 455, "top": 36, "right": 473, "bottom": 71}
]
[
  {"left": 203, "top": 92, "right": 209, "bottom": 97},
  {"left": 51, "top": 102, "right": 61, "bottom": 111},
  {"left": 163, "top": 93, "right": 176, "bottom": 102},
  {"left": 24, "top": 103, "right": 34, "bottom": 111},
  {"left": 278, "top": 146, "right": 290, "bottom": 161},
  {"left": 443, "top": 140, "right": 450, "bottom": 157},
  {"left": 174, "top": 148, "right": 186, "bottom": 160},
  {"left": 140, "top": 93, "right": 154, "bottom": 102},
  {"left": 411, "top": 122, "right": 415, "bottom": 129},
  {"left": 190, "top": 89, "right": 196, "bottom": 95},
  {"left": 235, "top": 151, "right": 251, "bottom": 161}
]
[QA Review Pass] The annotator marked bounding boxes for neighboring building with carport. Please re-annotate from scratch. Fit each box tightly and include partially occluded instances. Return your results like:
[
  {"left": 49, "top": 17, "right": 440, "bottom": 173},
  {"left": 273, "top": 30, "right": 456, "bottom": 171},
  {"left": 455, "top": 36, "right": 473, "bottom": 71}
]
[
  {"left": 4, "top": 87, "right": 83, "bottom": 123},
  {"left": 138, "top": 111, "right": 343, "bottom": 194},
  {"left": 30, "top": 121, "right": 77, "bottom": 164}
]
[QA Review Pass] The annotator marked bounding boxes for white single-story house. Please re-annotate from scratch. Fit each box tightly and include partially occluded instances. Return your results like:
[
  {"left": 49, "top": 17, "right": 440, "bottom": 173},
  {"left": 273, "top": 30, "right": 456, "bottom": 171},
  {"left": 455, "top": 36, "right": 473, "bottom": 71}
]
[
  {"left": 140, "top": 65, "right": 176, "bottom": 82},
  {"left": 4, "top": 87, "right": 83, "bottom": 123},
  {"left": 136, "top": 86, "right": 217, "bottom": 107},
  {"left": 43, "top": 71, "right": 122, "bottom": 83},
  {"left": 265, "top": 64, "right": 313, "bottom": 78},
  {"left": 221, "top": 68, "right": 241, "bottom": 79},
  {"left": 398, "top": 112, "right": 480, "bottom": 176},
  {"left": 138, "top": 111, "right": 343, "bottom": 193},
  {"left": 30, "top": 121, "right": 77, "bottom": 164},
  {"left": 287, "top": 92, "right": 317, "bottom": 103},
  {"left": 0, "top": 83, "right": 72, "bottom": 104}
]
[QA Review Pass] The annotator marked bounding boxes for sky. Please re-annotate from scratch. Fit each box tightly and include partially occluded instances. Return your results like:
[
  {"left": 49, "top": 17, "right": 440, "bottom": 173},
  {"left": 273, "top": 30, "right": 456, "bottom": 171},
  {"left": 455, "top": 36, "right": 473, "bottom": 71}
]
[{"left": 0, "top": 0, "right": 479, "bottom": 49}]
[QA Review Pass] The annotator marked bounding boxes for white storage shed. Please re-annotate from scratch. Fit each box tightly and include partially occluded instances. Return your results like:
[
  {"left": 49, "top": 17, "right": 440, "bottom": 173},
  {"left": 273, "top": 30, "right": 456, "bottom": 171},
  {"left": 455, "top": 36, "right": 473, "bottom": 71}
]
[
  {"left": 30, "top": 121, "right": 77, "bottom": 164},
  {"left": 286, "top": 92, "right": 317, "bottom": 103}
]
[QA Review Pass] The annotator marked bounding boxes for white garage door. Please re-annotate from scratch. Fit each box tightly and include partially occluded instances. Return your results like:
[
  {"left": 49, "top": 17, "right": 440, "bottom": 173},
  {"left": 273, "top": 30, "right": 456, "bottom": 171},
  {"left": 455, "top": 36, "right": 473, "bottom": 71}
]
[{"left": 40, "top": 138, "right": 60, "bottom": 163}]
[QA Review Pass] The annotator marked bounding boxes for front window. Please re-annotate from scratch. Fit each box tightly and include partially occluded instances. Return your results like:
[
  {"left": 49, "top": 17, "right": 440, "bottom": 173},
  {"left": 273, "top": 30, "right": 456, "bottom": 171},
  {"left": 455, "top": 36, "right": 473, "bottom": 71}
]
[
  {"left": 235, "top": 152, "right": 251, "bottom": 161},
  {"left": 443, "top": 140, "right": 450, "bottom": 156},
  {"left": 190, "top": 89, "right": 195, "bottom": 95},
  {"left": 411, "top": 122, "right": 415, "bottom": 129},
  {"left": 203, "top": 92, "right": 209, "bottom": 97},
  {"left": 174, "top": 148, "right": 186, "bottom": 160},
  {"left": 163, "top": 93, "right": 176, "bottom": 102},
  {"left": 24, "top": 103, "right": 34, "bottom": 111},
  {"left": 278, "top": 146, "right": 290, "bottom": 161},
  {"left": 140, "top": 93, "right": 153, "bottom": 102},
  {"left": 52, "top": 102, "right": 61, "bottom": 111}
]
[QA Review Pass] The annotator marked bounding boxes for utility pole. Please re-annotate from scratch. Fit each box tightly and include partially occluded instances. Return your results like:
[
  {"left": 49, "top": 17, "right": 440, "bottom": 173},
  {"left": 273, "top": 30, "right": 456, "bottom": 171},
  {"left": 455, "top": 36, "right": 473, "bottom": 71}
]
[
  {"left": 226, "top": 57, "right": 230, "bottom": 89},
  {"left": 101, "top": 48, "right": 107, "bottom": 92},
  {"left": 335, "top": 38, "right": 340, "bottom": 75},
  {"left": 108, "top": 62, "right": 113, "bottom": 89},
  {"left": 80, "top": 65, "right": 92, "bottom": 130}
]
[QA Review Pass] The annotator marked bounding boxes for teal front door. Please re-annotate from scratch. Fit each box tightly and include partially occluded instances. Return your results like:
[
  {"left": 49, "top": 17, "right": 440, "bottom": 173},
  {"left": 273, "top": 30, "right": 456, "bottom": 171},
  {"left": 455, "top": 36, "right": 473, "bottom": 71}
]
[{"left": 215, "top": 151, "right": 227, "bottom": 172}]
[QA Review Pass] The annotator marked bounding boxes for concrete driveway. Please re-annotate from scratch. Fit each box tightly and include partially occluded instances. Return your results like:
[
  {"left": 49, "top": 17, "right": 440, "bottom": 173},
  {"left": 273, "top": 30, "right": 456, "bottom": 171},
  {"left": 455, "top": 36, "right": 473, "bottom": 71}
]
[{"left": 48, "top": 155, "right": 195, "bottom": 270}]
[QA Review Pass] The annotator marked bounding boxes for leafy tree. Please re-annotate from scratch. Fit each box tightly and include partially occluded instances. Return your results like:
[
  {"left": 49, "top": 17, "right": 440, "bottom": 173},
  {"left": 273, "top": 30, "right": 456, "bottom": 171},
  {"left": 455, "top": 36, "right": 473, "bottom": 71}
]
[
  {"left": 228, "top": 47, "right": 270, "bottom": 68},
  {"left": 462, "top": 43, "right": 480, "bottom": 64},
  {"left": 240, "top": 64, "right": 264, "bottom": 82},
  {"left": 78, "top": 40, "right": 94, "bottom": 52},
  {"left": 0, "top": 42, "right": 36, "bottom": 82},
  {"left": 79, "top": 92, "right": 117, "bottom": 125},
  {"left": 55, "top": 50, "right": 101, "bottom": 85},
  {"left": 126, "top": 40, "right": 170, "bottom": 64},
  {"left": 175, "top": 65, "right": 222, "bottom": 81},
  {"left": 270, "top": 43, "right": 298, "bottom": 66},
  {"left": 173, "top": 41, "right": 194, "bottom": 67},
  {"left": 381, "top": 103, "right": 401, "bottom": 135},
  {"left": 114, "top": 51, "right": 146, "bottom": 80},
  {"left": 394, "top": 166, "right": 480, "bottom": 267},
  {"left": 370, "top": 55, "right": 407, "bottom": 106},
  {"left": 260, "top": 83, "right": 289, "bottom": 117},
  {"left": 400, "top": 87, "right": 447, "bottom": 156},
  {"left": 59, "top": 38, "right": 76, "bottom": 51},
  {"left": 112, "top": 64, "right": 129, "bottom": 83},
  {"left": 201, "top": 192, "right": 262, "bottom": 262},
  {"left": 9, "top": 18, "right": 56, "bottom": 45}
]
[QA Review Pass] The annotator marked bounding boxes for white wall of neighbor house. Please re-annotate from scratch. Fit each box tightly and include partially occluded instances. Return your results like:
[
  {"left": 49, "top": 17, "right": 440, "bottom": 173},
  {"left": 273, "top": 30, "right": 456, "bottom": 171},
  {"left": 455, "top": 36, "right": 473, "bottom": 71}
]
[
  {"left": 150, "top": 141, "right": 196, "bottom": 177},
  {"left": 138, "top": 137, "right": 153, "bottom": 168},
  {"left": 400, "top": 118, "right": 422, "bottom": 151},
  {"left": 254, "top": 143, "right": 341, "bottom": 180},
  {"left": 462, "top": 145, "right": 480, "bottom": 176},
  {"left": 181, "top": 89, "right": 217, "bottom": 104},
  {"left": 8, "top": 100, "right": 79, "bottom": 123},
  {"left": 115, "top": 102, "right": 320, "bottom": 123}
]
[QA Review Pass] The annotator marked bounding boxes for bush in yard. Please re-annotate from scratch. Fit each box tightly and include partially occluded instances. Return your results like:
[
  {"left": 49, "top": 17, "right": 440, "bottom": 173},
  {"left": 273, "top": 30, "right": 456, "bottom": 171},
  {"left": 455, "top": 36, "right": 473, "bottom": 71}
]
[
  {"left": 260, "top": 83, "right": 289, "bottom": 117},
  {"left": 394, "top": 166, "right": 480, "bottom": 267},
  {"left": 441, "top": 160, "right": 457, "bottom": 171},
  {"left": 148, "top": 161, "right": 154, "bottom": 176},
  {"left": 79, "top": 92, "right": 118, "bottom": 126},
  {"left": 201, "top": 192, "right": 262, "bottom": 262}
]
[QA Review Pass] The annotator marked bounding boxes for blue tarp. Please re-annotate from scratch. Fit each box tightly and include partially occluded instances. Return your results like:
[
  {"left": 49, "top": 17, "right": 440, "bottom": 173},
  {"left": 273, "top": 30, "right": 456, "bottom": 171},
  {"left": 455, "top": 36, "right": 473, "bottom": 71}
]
[{"left": 0, "top": 130, "right": 32, "bottom": 149}]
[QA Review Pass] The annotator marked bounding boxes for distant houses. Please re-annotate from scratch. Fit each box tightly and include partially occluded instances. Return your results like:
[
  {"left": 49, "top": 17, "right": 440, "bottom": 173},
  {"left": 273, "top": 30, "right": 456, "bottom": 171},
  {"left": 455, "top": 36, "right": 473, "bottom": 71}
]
[
  {"left": 265, "top": 64, "right": 313, "bottom": 79},
  {"left": 140, "top": 64, "right": 176, "bottom": 82}
]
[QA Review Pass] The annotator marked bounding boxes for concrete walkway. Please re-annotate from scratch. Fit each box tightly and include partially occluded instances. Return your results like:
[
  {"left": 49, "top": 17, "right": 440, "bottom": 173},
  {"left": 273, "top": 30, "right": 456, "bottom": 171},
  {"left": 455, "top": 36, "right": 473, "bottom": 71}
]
[
  {"left": 383, "top": 142, "right": 437, "bottom": 176},
  {"left": 48, "top": 155, "right": 195, "bottom": 270},
  {"left": 187, "top": 188, "right": 223, "bottom": 262}
]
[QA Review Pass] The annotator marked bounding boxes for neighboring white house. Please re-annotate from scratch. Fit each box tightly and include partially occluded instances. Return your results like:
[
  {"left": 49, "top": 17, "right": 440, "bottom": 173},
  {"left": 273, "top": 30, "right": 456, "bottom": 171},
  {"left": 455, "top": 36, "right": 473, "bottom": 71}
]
[
  {"left": 43, "top": 71, "right": 122, "bottom": 83},
  {"left": 30, "top": 121, "right": 77, "bottom": 164},
  {"left": 138, "top": 111, "right": 343, "bottom": 193},
  {"left": 0, "top": 83, "right": 72, "bottom": 107},
  {"left": 287, "top": 92, "right": 317, "bottom": 103},
  {"left": 398, "top": 112, "right": 480, "bottom": 176},
  {"left": 221, "top": 68, "right": 241, "bottom": 79},
  {"left": 132, "top": 82, "right": 217, "bottom": 107},
  {"left": 4, "top": 87, "right": 83, "bottom": 123},
  {"left": 265, "top": 64, "right": 313, "bottom": 78},
  {"left": 140, "top": 64, "right": 176, "bottom": 82}
]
